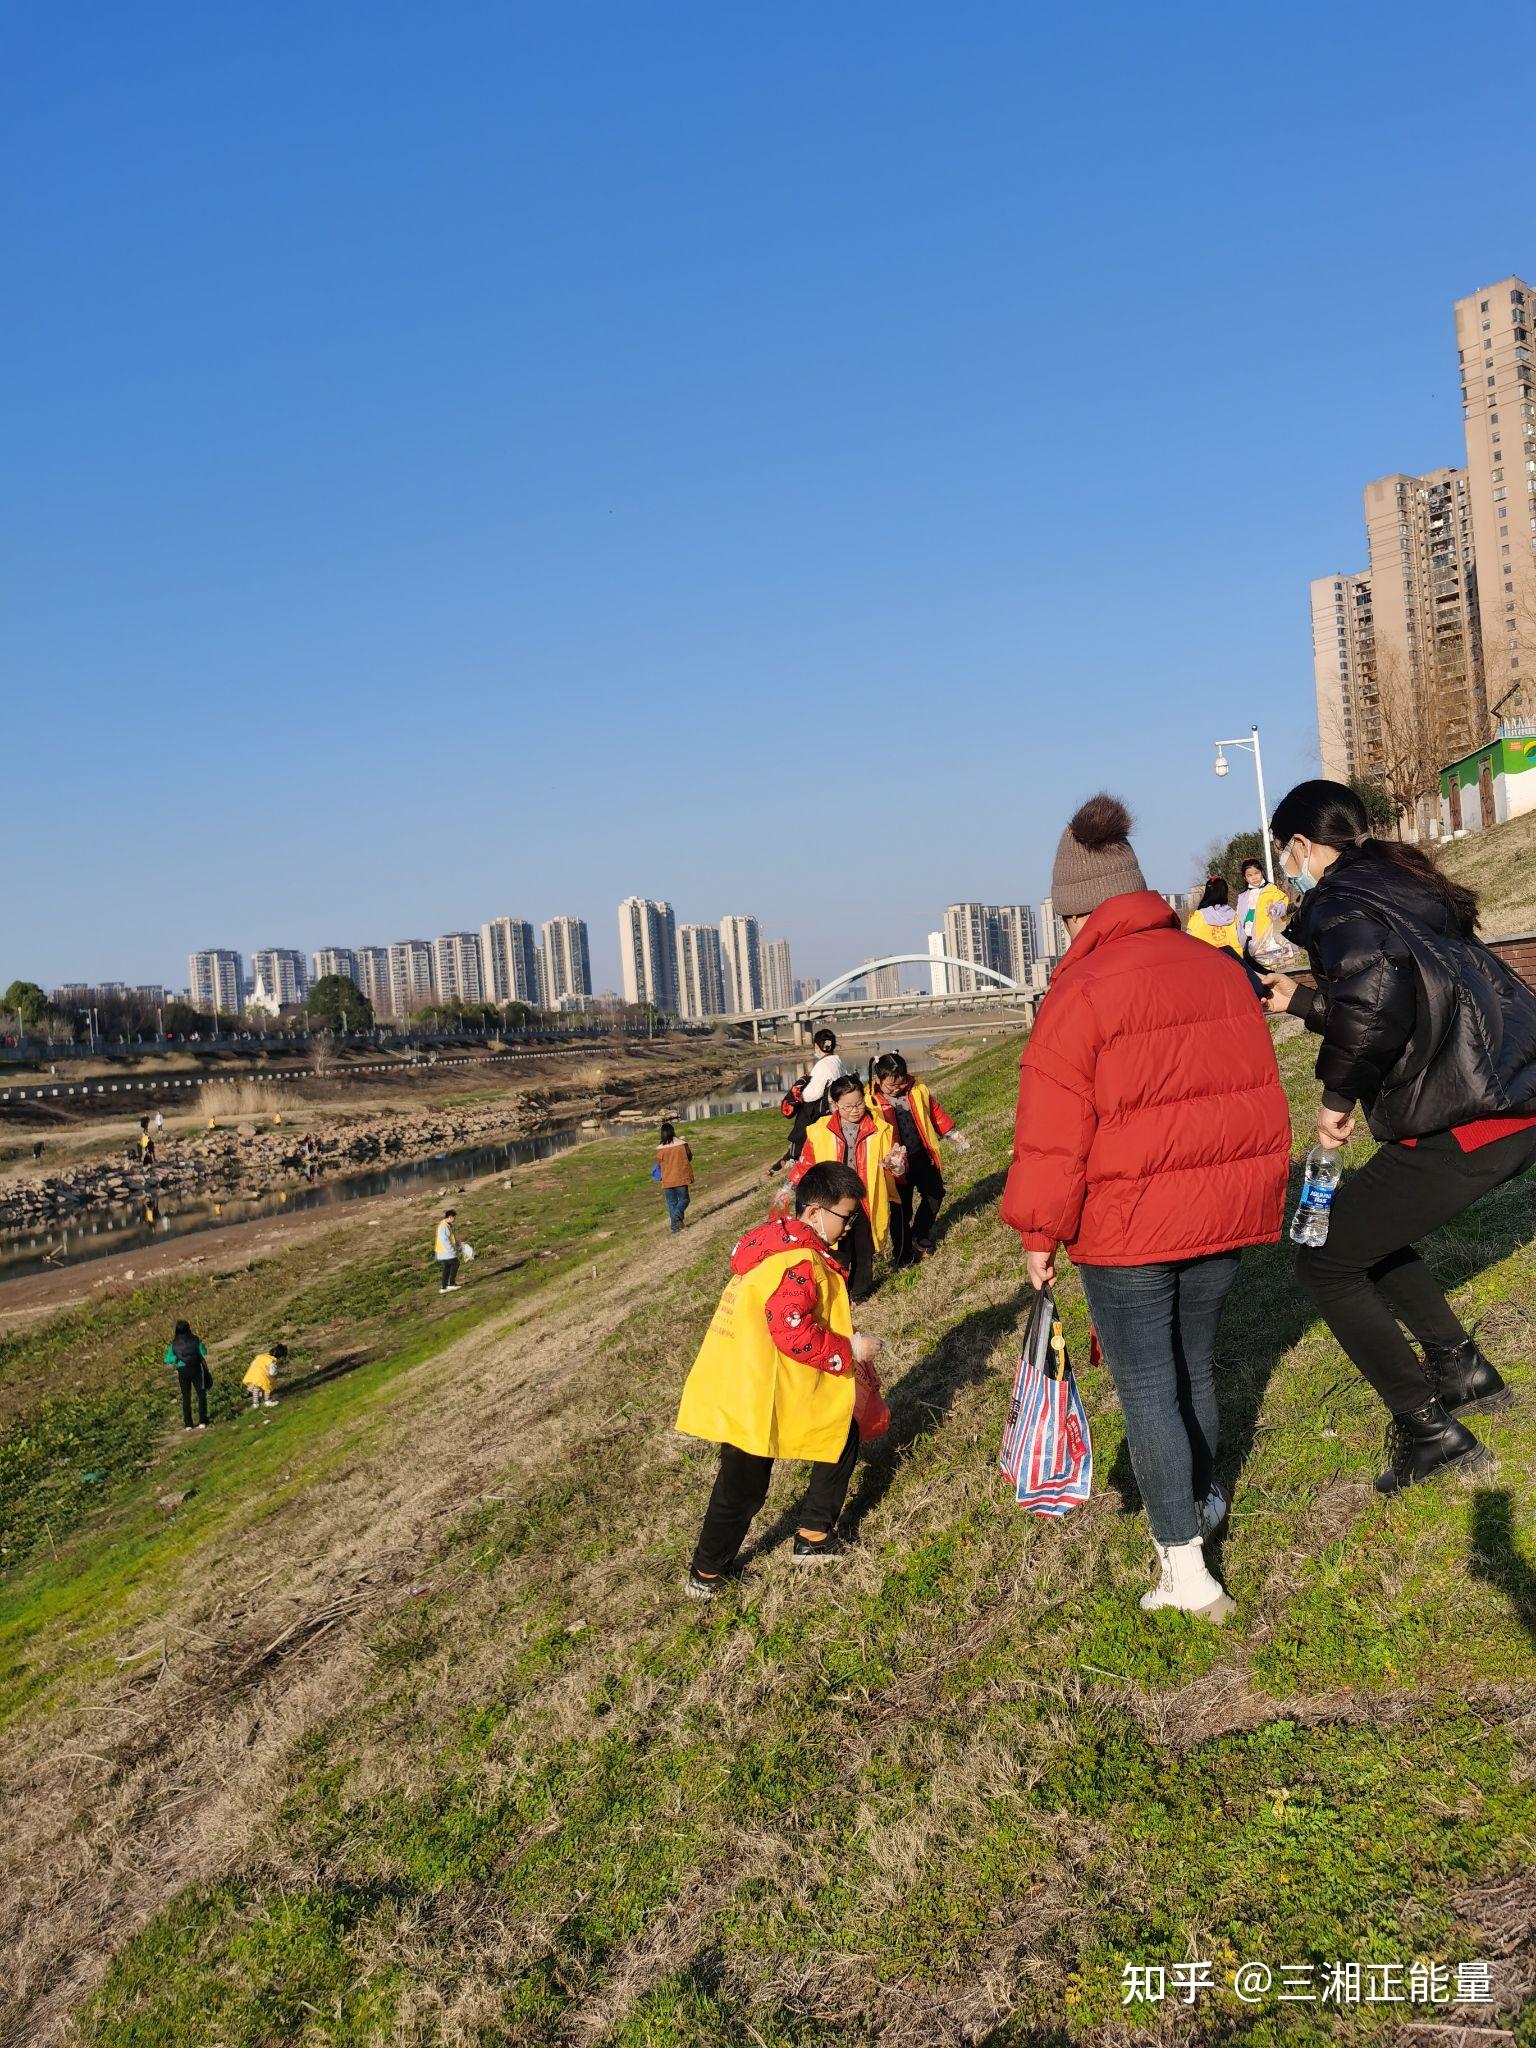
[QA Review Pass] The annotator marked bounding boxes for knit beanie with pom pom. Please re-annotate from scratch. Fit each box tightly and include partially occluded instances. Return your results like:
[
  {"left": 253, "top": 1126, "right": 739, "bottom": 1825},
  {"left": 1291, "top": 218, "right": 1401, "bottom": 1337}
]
[{"left": 1050, "top": 794, "right": 1148, "bottom": 918}]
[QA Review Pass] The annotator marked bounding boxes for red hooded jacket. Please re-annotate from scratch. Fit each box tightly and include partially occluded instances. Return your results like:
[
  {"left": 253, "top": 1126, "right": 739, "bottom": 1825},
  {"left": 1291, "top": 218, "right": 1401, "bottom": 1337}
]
[{"left": 999, "top": 891, "right": 1291, "bottom": 1265}]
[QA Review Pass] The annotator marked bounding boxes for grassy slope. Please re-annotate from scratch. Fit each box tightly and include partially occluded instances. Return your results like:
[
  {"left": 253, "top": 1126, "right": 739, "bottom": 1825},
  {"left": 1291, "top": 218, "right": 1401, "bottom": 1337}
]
[
  {"left": 1438, "top": 803, "right": 1536, "bottom": 938},
  {"left": 1, "top": 1037, "right": 1534, "bottom": 2047}
]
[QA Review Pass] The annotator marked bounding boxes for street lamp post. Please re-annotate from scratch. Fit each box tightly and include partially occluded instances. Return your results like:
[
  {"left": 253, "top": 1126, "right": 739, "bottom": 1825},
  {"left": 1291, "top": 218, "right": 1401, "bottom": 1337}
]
[{"left": 1212, "top": 723, "right": 1274, "bottom": 884}]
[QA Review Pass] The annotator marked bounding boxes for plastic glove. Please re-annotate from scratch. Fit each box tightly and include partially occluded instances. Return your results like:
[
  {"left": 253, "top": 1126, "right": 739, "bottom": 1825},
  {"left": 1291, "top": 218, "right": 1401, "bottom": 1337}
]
[{"left": 944, "top": 1129, "right": 971, "bottom": 1153}]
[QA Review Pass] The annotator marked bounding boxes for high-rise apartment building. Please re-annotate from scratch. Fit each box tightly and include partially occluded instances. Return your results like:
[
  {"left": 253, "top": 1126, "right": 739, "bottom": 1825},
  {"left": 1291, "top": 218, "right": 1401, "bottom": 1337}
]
[
  {"left": 1364, "top": 469, "right": 1485, "bottom": 775},
  {"left": 992, "top": 905, "right": 1037, "bottom": 986},
  {"left": 251, "top": 948, "right": 307, "bottom": 1008},
  {"left": 942, "top": 903, "right": 1034, "bottom": 990},
  {"left": 311, "top": 947, "right": 359, "bottom": 989},
  {"left": 541, "top": 917, "right": 592, "bottom": 1007},
  {"left": 356, "top": 946, "right": 391, "bottom": 1017},
  {"left": 676, "top": 924, "right": 727, "bottom": 1019},
  {"left": 479, "top": 917, "right": 540, "bottom": 1007},
  {"left": 1038, "top": 899, "right": 1069, "bottom": 963},
  {"left": 927, "top": 931, "right": 949, "bottom": 997},
  {"left": 432, "top": 932, "right": 484, "bottom": 1005},
  {"left": 719, "top": 915, "right": 764, "bottom": 1013},
  {"left": 1309, "top": 572, "right": 1377, "bottom": 780},
  {"left": 188, "top": 949, "right": 242, "bottom": 1016},
  {"left": 761, "top": 937, "right": 793, "bottom": 1012},
  {"left": 387, "top": 940, "right": 433, "bottom": 1019},
  {"left": 1455, "top": 275, "right": 1536, "bottom": 722},
  {"left": 942, "top": 903, "right": 991, "bottom": 994},
  {"left": 861, "top": 959, "right": 901, "bottom": 999},
  {"left": 617, "top": 899, "right": 678, "bottom": 1010}
]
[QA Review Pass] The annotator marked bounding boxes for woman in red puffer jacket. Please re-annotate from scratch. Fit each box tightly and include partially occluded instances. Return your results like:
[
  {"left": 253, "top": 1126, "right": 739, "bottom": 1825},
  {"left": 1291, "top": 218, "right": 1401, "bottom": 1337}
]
[{"left": 1000, "top": 795, "right": 1291, "bottom": 1622}]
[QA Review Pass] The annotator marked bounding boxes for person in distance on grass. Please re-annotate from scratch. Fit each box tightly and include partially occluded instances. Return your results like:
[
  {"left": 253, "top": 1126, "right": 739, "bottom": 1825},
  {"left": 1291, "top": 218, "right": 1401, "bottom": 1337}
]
[
  {"left": 656, "top": 1120, "right": 694, "bottom": 1233},
  {"left": 676, "top": 1160, "right": 881, "bottom": 1599},
  {"left": 1000, "top": 794, "right": 1291, "bottom": 1622},
  {"left": 1259, "top": 779, "right": 1536, "bottom": 1495},
  {"left": 781, "top": 1073, "right": 895, "bottom": 1303},
  {"left": 243, "top": 1342, "right": 287, "bottom": 1409},
  {"left": 867, "top": 1051, "right": 968, "bottom": 1266},
  {"left": 164, "top": 1318, "right": 213, "bottom": 1432},
  {"left": 435, "top": 1208, "right": 461, "bottom": 1292}
]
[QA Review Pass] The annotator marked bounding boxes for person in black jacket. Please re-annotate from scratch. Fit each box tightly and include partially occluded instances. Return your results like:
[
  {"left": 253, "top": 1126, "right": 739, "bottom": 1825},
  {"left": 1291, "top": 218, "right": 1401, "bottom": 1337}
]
[{"left": 1260, "top": 781, "right": 1536, "bottom": 1494}]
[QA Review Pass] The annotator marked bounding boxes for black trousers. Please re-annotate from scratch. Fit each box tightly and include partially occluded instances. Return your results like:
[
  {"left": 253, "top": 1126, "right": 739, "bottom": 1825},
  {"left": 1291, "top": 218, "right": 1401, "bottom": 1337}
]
[
  {"left": 891, "top": 1152, "right": 945, "bottom": 1265},
  {"left": 691, "top": 1420, "right": 859, "bottom": 1576},
  {"left": 844, "top": 1206, "right": 876, "bottom": 1302},
  {"left": 1296, "top": 1124, "right": 1536, "bottom": 1414},
  {"left": 177, "top": 1365, "right": 208, "bottom": 1427},
  {"left": 439, "top": 1257, "right": 459, "bottom": 1290}
]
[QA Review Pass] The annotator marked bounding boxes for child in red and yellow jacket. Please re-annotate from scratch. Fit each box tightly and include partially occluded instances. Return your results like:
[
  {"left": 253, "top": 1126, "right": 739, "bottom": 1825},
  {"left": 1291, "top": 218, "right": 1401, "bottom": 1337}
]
[{"left": 676, "top": 1161, "right": 880, "bottom": 1598}]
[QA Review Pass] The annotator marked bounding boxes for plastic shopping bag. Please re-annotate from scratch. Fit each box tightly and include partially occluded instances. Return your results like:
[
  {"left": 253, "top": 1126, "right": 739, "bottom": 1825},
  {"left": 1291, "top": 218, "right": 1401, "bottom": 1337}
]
[
  {"left": 852, "top": 1356, "right": 890, "bottom": 1443},
  {"left": 999, "top": 1286, "right": 1092, "bottom": 1515},
  {"left": 461, "top": 1243, "right": 476, "bottom": 1262}
]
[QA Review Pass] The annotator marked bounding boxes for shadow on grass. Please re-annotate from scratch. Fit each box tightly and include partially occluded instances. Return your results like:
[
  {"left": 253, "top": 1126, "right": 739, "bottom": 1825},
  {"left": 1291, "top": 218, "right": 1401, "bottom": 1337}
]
[
  {"left": 1105, "top": 1160, "right": 1536, "bottom": 1523},
  {"left": 932, "top": 1166, "right": 1008, "bottom": 1242},
  {"left": 737, "top": 1289, "right": 1034, "bottom": 1563},
  {"left": 1470, "top": 1489, "right": 1536, "bottom": 1652}
]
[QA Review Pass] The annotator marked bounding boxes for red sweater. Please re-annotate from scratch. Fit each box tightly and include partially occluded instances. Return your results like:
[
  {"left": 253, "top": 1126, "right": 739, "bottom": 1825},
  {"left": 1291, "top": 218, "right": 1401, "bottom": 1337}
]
[{"left": 999, "top": 892, "right": 1292, "bottom": 1265}]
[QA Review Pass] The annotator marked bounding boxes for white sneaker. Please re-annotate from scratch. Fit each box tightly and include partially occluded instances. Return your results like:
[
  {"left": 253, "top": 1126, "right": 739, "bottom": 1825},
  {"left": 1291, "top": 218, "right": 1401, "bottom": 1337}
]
[
  {"left": 1200, "top": 1485, "right": 1228, "bottom": 1537},
  {"left": 1139, "top": 1537, "right": 1233, "bottom": 1622}
]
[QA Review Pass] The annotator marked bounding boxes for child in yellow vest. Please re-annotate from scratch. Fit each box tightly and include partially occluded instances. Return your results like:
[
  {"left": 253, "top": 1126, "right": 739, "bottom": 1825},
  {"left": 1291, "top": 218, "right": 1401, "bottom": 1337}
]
[
  {"left": 784, "top": 1073, "right": 895, "bottom": 1302},
  {"left": 242, "top": 1342, "right": 287, "bottom": 1408},
  {"left": 677, "top": 1160, "right": 881, "bottom": 1598}
]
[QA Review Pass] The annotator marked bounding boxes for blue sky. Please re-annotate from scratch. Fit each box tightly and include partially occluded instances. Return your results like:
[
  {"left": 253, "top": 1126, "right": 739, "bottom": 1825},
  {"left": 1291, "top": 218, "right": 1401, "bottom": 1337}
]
[{"left": 4, "top": 0, "right": 1524, "bottom": 993}]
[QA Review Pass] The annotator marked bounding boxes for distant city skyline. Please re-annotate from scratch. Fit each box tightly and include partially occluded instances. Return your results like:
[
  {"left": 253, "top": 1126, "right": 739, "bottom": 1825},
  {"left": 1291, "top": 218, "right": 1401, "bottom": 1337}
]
[{"left": 11, "top": 7, "right": 1497, "bottom": 995}]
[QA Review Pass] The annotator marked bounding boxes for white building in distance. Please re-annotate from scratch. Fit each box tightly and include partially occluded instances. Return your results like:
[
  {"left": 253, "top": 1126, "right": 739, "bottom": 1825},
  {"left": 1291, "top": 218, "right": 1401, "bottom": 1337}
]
[
  {"left": 541, "top": 917, "right": 592, "bottom": 1007},
  {"left": 719, "top": 914, "right": 764, "bottom": 1014},
  {"left": 761, "top": 937, "right": 793, "bottom": 1012},
  {"left": 311, "top": 947, "right": 359, "bottom": 988},
  {"left": 433, "top": 932, "right": 484, "bottom": 1005},
  {"left": 355, "top": 947, "right": 391, "bottom": 1017},
  {"left": 251, "top": 949, "right": 308, "bottom": 1008},
  {"left": 387, "top": 940, "right": 434, "bottom": 1019},
  {"left": 676, "top": 924, "right": 727, "bottom": 1019},
  {"left": 480, "top": 917, "right": 541, "bottom": 1007},
  {"left": 618, "top": 899, "right": 678, "bottom": 1010},
  {"left": 188, "top": 949, "right": 242, "bottom": 1017}
]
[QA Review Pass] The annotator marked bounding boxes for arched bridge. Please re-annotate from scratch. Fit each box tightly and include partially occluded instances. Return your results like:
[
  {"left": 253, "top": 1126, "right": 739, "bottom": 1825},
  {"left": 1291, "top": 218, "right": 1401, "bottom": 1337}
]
[{"left": 805, "top": 954, "right": 1022, "bottom": 1005}]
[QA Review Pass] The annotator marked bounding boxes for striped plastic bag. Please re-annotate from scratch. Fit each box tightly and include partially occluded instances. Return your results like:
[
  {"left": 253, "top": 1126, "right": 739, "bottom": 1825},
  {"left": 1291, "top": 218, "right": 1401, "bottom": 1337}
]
[{"left": 999, "top": 1286, "right": 1093, "bottom": 1516}]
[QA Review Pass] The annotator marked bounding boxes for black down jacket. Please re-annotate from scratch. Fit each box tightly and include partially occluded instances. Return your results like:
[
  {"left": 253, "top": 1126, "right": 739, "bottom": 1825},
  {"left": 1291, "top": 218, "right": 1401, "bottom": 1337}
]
[{"left": 1289, "top": 843, "right": 1536, "bottom": 1141}]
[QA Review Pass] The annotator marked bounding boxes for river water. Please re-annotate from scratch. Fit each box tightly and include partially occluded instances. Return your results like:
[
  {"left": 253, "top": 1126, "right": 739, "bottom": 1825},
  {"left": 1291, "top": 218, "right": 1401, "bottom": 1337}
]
[{"left": 0, "top": 1062, "right": 805, "bottom": 1282}]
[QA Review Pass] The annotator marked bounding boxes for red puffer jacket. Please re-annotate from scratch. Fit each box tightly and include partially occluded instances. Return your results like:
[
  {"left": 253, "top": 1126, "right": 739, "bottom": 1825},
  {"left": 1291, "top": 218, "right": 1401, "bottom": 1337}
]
[{"left": 999, "top": 892, "right": 1291, "bottom": 1265}]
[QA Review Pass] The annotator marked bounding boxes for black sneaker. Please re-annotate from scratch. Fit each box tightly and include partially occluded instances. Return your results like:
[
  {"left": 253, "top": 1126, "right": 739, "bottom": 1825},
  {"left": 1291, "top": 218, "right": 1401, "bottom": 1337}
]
[
  {"left": 1375, "top": 1398, "right": 1494, "bottom": 1495},
  {"left": 1424, "top": 1337, "right": 1512, "bottom": 1416},
  {"left": 792, "top": 1531, "right": 852, "bottom": 1563}
]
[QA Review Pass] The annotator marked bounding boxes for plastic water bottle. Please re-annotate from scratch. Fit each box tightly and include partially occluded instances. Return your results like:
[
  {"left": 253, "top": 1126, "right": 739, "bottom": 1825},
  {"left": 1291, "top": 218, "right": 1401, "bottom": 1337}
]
[{"left": 1291, "top": 1144, "right": 1343, "bottom": 1246}]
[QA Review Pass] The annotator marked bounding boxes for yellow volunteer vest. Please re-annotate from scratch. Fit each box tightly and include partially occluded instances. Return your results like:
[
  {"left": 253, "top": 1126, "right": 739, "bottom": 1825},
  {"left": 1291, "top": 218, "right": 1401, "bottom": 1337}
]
[
  {"left": 675, "top": 1246, "right": 855, "bottom": 1462},
  {"left": 803, "top": 1114, "right": 894, "bottom": 1251},
  {"left": 868, "top": 1080, "right": 945, "bottom": 1169}
]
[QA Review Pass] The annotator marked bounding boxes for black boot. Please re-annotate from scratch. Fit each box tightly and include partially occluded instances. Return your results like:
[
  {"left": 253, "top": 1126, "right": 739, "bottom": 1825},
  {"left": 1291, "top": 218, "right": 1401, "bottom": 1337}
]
[
  {"left": 1375, "top": 1398, "right": 1493, "bottom": 1496},
  {"left": 1423, "top": 1336, "right": 1512, "bottom": 1416}
]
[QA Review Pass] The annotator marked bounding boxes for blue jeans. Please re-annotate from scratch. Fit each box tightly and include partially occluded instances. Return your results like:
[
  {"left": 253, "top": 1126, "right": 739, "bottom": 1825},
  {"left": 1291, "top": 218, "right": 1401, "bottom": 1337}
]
[
  {"left": 1077, "top": 1253, "right": 1241, "bottom": 1545},
  {"left": 664, "top": 1185, "right": 690, "bottom": 1232}
]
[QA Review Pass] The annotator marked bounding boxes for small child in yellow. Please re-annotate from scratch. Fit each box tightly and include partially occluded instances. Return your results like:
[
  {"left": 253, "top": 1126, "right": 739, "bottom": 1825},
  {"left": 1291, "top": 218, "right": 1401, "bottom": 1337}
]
[
  {"left": 676, "top": 1160, "right": 881, "bottom": 1599},
  {"left": 242, "top": 1342, "right": 288, "bottom": 1409}
]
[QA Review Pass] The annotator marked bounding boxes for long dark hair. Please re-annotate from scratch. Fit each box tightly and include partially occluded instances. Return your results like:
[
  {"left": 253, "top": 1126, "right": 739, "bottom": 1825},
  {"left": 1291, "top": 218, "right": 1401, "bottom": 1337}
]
[
  {"left": 1198, "top": 876, "right": 1229, "bottom": 910},
  {"left": 658, "top": 1121, "right": 676, "bottom": 1145},
  {"left": 1270, "top": 780, "right": 1479, "bottom": 935}
]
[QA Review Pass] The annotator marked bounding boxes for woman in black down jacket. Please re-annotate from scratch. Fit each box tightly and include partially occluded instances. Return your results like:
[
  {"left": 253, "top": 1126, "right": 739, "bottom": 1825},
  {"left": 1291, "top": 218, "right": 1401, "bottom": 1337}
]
[{"left": 1260, "top": 782, "right": 1536, "bottom": 1494}]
